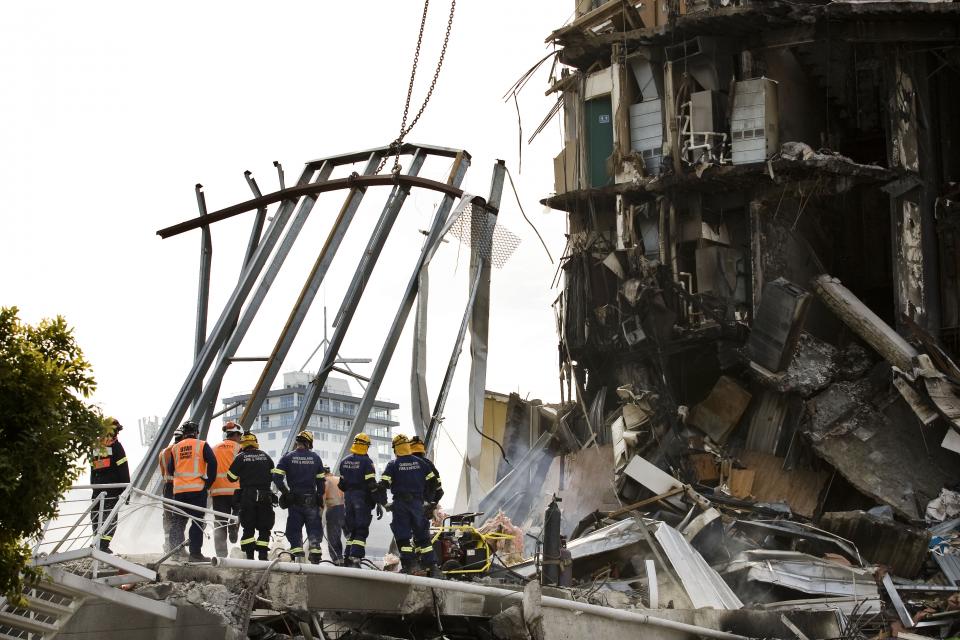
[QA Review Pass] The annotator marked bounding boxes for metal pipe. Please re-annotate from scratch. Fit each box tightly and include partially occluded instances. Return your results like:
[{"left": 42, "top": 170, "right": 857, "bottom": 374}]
[
  {"left": 211, "top": 558, "right": 754, "bottom": 640},
  {"left": 330, "top": 152, "right": 471, "bottom": 464},
  {"left": 285, "top": 149, "right": 431, "bottom": 450}
]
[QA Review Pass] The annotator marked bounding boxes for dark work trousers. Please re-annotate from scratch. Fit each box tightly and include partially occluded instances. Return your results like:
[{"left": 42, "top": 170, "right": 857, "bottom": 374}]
[
  {"left": 343, "top": 490, "right": 373, "bottom": 559},
  {"left": 90, "top": 488, "right": 123, "bottom": 551},
  {"left": 325, "top": 504, "right": 345, "bottom": 561},
  {"left": 211, "top": 494, "right": 239, "bottom": 558},
  {"left": 390, "top": 495, "right": 436, "bottom": 571},
  {"left": 161, "top": 482, "right": 175, "bottom": 552},
  {"left": 239, "top": 488, "right": 275, "bottom": 560},
  {"left": 285, "top": 493, "right": 324, "bottom": 561},
  {"left": 171, "top": 490, "right": 208, "bottom": 555}
]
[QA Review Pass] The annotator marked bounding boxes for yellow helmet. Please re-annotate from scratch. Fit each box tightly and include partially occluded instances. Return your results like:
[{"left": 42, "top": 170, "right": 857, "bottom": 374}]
[
  {"left": 350, "top": 433, "right": 372, "bottom": 455},
  {"left": 295, "top": 430, "right": 314, "bottom": 448},
  {"left": 239, "top": 433, "right": 259, "bottom": 449},
  {"left": 409, "top": 436, "right": 425, "bottom": 455},
  {"left": 392, "top": 434, "right": 411, "bottom": 457}
]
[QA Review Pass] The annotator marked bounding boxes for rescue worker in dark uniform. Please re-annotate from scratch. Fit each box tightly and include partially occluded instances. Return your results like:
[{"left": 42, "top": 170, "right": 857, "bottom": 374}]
[
  {"left": 272, "top": 430, "right": 326, "bottom": 563},
  {"left": 158, "top": 425, "right": 184, "bottom": 553},
  {"left": 380, "top": 434, "right": 441, "bottom": 576},
  {"left": 338, "top": 433, "right": 380, "bottom": 567},
  {"left": 226, "top": 433, "right": 276, "bottom": 560},
  {"left": 408, "top": 435, "right": 443, "bottom": 556},
  {"left": 90, "top": 416, "right": 130, "bottom": 553}
]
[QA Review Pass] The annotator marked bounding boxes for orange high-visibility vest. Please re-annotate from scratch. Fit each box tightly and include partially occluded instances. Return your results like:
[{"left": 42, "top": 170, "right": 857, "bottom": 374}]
[
  {"left": 158, "top": 445, "right": 175, "bottom": 483},
  {"left": 210, "top": 440, "right": 240, "bottom": 496},
  {"left": 172, "top": 438, "right": 208, "bottom": 494}
]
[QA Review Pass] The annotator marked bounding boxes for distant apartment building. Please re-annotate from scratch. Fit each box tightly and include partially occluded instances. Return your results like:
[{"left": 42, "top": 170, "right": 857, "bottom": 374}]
[{"left": 221, "top": 372, "right": 399, "bottom": 470}]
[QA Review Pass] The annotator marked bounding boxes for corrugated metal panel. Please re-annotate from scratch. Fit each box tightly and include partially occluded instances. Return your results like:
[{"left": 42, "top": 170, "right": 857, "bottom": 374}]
[
  {"left": 655, "top": 522, "right": 744, "bottom": 610},
  {"left": 726, "top": 550, "right": 880, "bottom": 599},
  {"left": 934, "top": 553, "right": 960, "bottom": 586}
]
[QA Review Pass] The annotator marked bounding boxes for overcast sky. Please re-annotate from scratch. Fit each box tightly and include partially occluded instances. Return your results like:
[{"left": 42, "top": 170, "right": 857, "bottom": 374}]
[{"left": 1, "top": 1, "right": 573, "bottom": 496}]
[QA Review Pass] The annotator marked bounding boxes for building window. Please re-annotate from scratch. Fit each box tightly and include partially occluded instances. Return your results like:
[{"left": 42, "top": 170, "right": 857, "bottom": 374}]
[
  {"left": 261, "top": 416, "right": 270, "bottom": 427},
  {"left": 268, "top": 432, "right": 276, "bottom": 441}
]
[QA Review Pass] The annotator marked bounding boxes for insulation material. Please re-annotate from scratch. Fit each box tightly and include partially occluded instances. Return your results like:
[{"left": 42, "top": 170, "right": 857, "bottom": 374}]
[
  {"left": 477, "top": 512, "right": 526, "bottom": 566},
  {"left": 688, "top": 376, "right": 752, "bottom": 444},
  {"left": 724, "top": 550, "right": 880, "bottom": 599}
]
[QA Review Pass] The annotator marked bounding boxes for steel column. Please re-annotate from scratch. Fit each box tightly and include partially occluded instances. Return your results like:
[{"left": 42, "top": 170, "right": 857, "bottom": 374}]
[
  {"left": 284, "top": 148, "right": 434, "bottom": 454},
  {"left": 239, "top": 152, "right": 382, "bottom": 429},
  {"left": 331, "top": 153, "right": 474, "bottom": 465},
  {"left": 192, "top": 185, "right": 212, "bottom": 416},
  {"left": 195, "top": 170, "right": 271, "bottom": 433},
  {"left": 132, "top": 164, "right": 321, "bottom": 491}
]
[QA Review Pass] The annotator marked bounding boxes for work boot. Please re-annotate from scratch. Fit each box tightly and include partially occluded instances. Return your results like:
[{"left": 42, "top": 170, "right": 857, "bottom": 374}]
[
  {"left": 188, "top": 552, "right": 211, "bottom": 563},
  {"left": 308, "top": 552, "right": 322, "bottom": 565},
  {"left": 257, "top": 550, "right": 269, "bottom": 561},
  {"left": 427, "top": 563, "right": 444, "bottom": 579},
  {"left": 245, "top": 550, "right": 254, "bottom": 560},
  {"left": 228, "top": 527, "right": 238, "bottom": 544}
]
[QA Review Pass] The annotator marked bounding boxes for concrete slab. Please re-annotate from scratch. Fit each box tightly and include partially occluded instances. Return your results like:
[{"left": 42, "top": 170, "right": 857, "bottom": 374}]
[{"left": 58, "top": 601, "right": 237, "bottom": 640}]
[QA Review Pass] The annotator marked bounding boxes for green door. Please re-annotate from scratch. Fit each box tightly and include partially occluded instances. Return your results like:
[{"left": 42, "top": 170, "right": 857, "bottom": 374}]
[{"left": 585, "top": 96, "right": 613, "bottom": 188}]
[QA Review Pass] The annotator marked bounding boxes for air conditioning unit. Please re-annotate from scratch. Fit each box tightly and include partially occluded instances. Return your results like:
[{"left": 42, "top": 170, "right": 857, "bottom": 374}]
[
  {"left": 731, "top": 78, "right": 779, "bottom": 165},
  {"left": 630, "top": 98, "right": 664, "bottom": 175}
]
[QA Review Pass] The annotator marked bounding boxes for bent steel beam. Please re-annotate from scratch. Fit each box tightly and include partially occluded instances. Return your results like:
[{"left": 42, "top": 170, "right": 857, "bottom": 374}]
[
  {"left": 156, "top": 174, "right": 468, "bottom": 239},
  {"left": 283, "top": 148, "right": 443, "bottom": 453},
  {"left": 132, "top": 163, "right": 323, "bottom": 491},
  {"left": 239, "top": 150, "right": 395, "bottom": 429},
  {"left": 332, "top": 160, "right": 496, "bottom": 466}
]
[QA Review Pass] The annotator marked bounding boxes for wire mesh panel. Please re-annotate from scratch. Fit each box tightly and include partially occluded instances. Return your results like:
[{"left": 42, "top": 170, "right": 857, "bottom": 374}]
[{"left": 445, "top": 202, "right": 521, "bottom": 269}]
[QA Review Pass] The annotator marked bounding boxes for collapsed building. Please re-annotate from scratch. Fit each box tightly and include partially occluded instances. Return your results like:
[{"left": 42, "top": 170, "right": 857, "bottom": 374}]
[{"left": 8, "top": 1, "right": 960, "bottom": 639}]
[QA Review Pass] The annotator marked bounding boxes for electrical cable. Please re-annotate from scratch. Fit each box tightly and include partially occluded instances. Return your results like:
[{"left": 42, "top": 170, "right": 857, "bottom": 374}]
[{"left": 504, "top": 167, "right": 554, "bottom": 265}]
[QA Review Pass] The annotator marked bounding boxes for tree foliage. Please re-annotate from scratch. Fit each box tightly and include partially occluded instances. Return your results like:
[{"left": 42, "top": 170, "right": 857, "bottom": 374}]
[{"left": 0, "top": 307, "right": 104, "bottom": 599}]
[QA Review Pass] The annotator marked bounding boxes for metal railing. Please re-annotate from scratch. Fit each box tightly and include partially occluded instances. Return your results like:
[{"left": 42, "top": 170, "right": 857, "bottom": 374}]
[{"left": 33, "top": 483, "right": 239, "bottom": 562}]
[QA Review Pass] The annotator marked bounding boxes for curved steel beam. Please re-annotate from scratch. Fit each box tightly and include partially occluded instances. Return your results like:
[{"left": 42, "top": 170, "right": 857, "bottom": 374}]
[{"left": 157, "top": 174, "right": 476, "bottom": 239}]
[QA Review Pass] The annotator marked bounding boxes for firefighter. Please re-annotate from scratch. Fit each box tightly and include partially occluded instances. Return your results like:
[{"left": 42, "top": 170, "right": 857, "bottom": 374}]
[
  {"left": 380, "top": 434, "right": 441, "bottom": 576},
  {"left": 409, "top": 436, "right": 443, "bottom": 506},
  {"left": 322, "top": 465, "right": 346, "bottom": 564},
  {"left": 158, "top": 425, "right": 184, "bottom": 553},
  {"left": 210, "top": 421, "right": 243, "bottom": 558},
  {"left": 166, "top": 420, "right": 218, "bottom": 562},
  {"left": 90, "top": 416, "right": 130, "bottom": 553},
  {"left": 226, "top": 433, "right": 276, "bottom": 560},
  {"left": 273, "top": 430, "right": 325, "bottom": 563},
  {"left": 338, "top": 433, "right": 380, "bottom": 567}
]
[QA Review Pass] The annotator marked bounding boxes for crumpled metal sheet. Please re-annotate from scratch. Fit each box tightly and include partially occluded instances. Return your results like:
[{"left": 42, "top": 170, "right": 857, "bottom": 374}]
[
  {"left": 724, "top": 550, "right": 879, "bottom": 598},
  {"left": 654, "top": 522, "right": 743, "bottom": 610}
]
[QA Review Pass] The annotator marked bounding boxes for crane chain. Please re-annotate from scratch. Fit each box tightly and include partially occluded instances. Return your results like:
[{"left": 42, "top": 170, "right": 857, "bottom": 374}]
[{"left": 377, "top": 0, "right": 456, "bottom": 175}]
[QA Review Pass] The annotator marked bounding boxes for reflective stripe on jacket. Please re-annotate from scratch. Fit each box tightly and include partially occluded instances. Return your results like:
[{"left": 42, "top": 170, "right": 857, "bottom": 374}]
[
  {"left": 172, "top": 438, "right": 208, "bottom": 494},
  {"left": 210, "top": 440, "right": 241, "bottom": 496}
]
